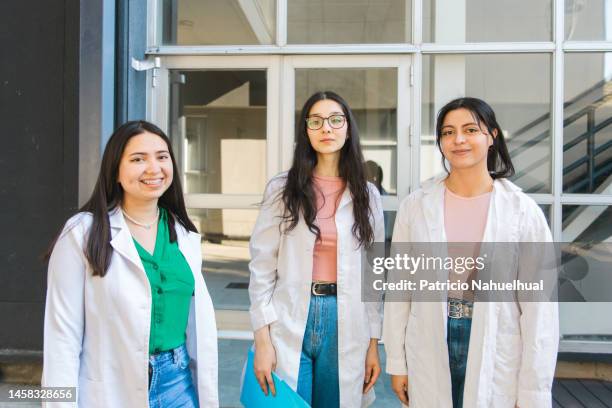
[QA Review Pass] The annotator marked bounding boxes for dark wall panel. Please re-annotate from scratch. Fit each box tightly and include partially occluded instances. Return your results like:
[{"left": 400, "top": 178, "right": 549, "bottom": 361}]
[
  {"left": 0, "top": 0, "right": 79, "bottom": 349},
  {"left": 116, "top": 0, "right": 147, "bottom": 123}
]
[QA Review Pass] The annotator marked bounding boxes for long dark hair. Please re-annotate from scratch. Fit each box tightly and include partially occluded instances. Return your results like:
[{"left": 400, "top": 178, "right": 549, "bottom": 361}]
[
  {"left": 47, "top": 120, "right": 196, "bottom": 277},
  {"left": 281, "top": 91, "right": 374, "bottom": 248},
  {"left": 435, "top": 97, "right": 515, "bottom": 179}
]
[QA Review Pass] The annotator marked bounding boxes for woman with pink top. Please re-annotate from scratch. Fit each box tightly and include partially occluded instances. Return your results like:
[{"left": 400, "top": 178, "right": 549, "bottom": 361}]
[
  {"left": 383, "top": 98, "right": 558, "bottom": 408},
  {"left": 248, "top": 91, "right": 385, "bottom": 407}
]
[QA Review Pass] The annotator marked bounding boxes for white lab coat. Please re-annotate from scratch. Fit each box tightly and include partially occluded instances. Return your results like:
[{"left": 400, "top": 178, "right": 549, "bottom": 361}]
[
  {"left": 383, "top": 177, "right": 559, "bottom": 408},
  {"left": 248, "top": 174, "right": 385, "bottom": 407},
  {"left": 42, "top": 208, "right": 219, "bottom": 407}
]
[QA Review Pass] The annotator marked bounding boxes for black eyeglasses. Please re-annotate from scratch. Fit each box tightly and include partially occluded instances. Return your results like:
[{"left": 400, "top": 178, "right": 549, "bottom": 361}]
[{"left": 305, "top": 115, "right": 346, "bottom": 130}]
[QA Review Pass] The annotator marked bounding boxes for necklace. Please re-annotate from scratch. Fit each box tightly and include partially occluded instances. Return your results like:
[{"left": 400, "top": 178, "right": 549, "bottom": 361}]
[{"left": 122, "top": 207, "right": 159, "bottom": 230}]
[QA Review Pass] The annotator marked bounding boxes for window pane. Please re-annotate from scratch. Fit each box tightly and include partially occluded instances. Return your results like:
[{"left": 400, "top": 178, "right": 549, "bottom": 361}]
[
  {"left": 189, "top": 208, "right": 257, "bottom": 311},
  {"left": 288, "top": 0, "right": 411, "bottom": 44},
  {"left": 295, "top": 68, "right": 398, "bottom": 194},
  {"left": 422, "top": 54, "right": 552, "bottom": 193},
  {"left": 560, "top": 206, "right": 612, "bottom": 343},
  {"left": 169, "top": 70, "right": 267, "bottom": 194},
  {"left": 423, "top": 0, "right": 552, "bottom": 42},
  {"left": 565, "top": 0, "right": 611, "bottom": 41},
  {"left": 563, "top": 53, "right": 612, "bottom": 194},
  {"left": 539, "top": 204, "right": 551, "bottom": 228},
  {"left": 160, "top": 0, "right": 276, "bottom": 45}
]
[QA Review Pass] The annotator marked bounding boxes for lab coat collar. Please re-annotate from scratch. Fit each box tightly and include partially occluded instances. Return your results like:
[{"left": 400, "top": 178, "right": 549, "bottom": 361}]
[
  {"left": 175, "top": 222, "right": 202, "bottom": 269},
  {"left": 108, "top": 207, "right": 202, "bottom": 273},
  {"left": 420, "top": 175, "right": 522, "bottom": 196},
  {"left": 109, "top": 207, "right": 146, "bottom": 273},
  {"left": 419, "top": 176, "right": 522, "bottom": 243},
  {"left": 421, "top": 177, "right": 447, "bottom": 242},
  {"left": 337, "top": 186, "right": 353, "bottom": 210}
]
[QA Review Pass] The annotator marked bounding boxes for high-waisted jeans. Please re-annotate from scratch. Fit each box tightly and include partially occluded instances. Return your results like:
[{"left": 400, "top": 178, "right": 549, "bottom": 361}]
[
  {"left": 148, "top": 343, "right": 198, "bottom": 408},
  {"left": 297, "top": 295, "right": 340, "bottom": 407},
  {"left": 447, "top": 316, "right": 473, "bottom": 408}
]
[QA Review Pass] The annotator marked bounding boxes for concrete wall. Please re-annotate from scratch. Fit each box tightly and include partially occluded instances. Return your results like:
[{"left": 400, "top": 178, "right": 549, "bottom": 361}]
[{"left": 0, "top": 0, "right": 79, "bottom": 350}]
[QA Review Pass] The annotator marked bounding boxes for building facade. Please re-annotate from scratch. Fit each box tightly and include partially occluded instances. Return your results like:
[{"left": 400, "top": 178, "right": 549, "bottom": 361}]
[{"left": 1, "top": 0, "right": 611, "bottom": 360}]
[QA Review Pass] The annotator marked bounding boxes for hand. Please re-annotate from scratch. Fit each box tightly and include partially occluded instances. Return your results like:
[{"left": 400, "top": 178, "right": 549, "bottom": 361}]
[
  {"left": 253, "top": 326, "right": 277, "bottom": 396},
  {"left": 391, "top": 374, "right": 409, "bottom": 406},
  {"left": 363, "top": 339, "right": 381, "bottom": 394}
]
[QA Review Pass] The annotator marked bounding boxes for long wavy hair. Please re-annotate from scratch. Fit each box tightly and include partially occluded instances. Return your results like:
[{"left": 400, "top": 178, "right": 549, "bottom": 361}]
[
  {"left": 280, "top": 91, "right": 374, "bottom": 248},
  {"left": 435, "top": 97, "right": 515, "bottom": 179},
  {"left": 47, "top": 120, "right": 196, "bottom": 277}
]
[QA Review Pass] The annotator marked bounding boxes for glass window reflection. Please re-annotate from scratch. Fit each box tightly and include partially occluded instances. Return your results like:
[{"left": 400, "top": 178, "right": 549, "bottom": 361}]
[
  {"left": 160, "top": 0, "right": 276, "bottom": 45},
  {"left": 295, "top": 68, "right": 398, "bottom": 195},
  {"left": 422, "top": 54, "right": 552, "bottom": 193},
  {"left": 288, "top": 0, "right": 411, "bottom": 44},
  {"left": 169, "top": 70, "right": 267, "bottom": 194}
]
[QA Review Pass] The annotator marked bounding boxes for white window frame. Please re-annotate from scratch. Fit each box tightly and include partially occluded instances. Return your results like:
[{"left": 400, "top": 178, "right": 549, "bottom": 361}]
[
  {"left": 145, "top": 0, "right": 612, "bottom": 348},
  {"left": 149, "top": 55, "right": 281, "bottom": 209},
  {"left": 282, "top": 54, "right": 414, "bottom": 210}
]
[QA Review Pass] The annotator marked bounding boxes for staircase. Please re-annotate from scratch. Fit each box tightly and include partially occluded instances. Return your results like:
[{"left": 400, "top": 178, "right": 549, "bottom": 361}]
[{"left": 508, "top": 77, "right": 612, "bottom": 240}]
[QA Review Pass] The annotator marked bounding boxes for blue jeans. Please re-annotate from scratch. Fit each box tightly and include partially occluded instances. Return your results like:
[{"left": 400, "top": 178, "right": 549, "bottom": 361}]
[
  {"left": 447, "top": 316, "right": 473, "bottom": 408},
  {"left": 297, "top": 295, "right": 340, "bottom": 407},
  {"left": 148, "top": 343, "right": 198, "bottom": 408}
]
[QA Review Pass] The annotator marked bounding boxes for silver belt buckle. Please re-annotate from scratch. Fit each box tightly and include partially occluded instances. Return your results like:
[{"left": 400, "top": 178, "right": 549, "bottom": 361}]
[
  {"left": 312, "top": 283, "right": 324, "bottom": 296},
  {"left": 448, "top": 300, "right": 463, "bottom": 319}
]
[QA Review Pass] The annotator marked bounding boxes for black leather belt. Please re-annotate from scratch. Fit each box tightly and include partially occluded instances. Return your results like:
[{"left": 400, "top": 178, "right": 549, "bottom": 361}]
[{"left": 311, "top": 282, "right": 337, "bottom": 296}]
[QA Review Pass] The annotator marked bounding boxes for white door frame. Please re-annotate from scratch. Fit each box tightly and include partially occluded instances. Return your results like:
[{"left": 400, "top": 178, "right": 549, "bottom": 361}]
[
  {"left": 283, "top": 54, "right": 414, "bottom": 211},
  {"left": 148, "top": 54, "right": 413, "bottom": 212},
  {"left": 148, "top": 55, "right": 282, "bottom": 209}
]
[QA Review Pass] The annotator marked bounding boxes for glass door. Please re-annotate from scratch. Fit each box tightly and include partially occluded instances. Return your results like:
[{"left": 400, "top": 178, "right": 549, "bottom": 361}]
[
  {"left": 282, "top": 55, "right": 414, "bottom": 216},
  {"left": 151, "top": 56, "right": 280, "bottom": 337},
  {"left": 149, "top": 54, "right": 412, "bottom": 336}
]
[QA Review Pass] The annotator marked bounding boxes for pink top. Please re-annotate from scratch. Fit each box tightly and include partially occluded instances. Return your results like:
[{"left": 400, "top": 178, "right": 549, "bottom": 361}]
[
  {"left": 444, "top": 187, "right": 492, "bottom": 299},
  {"left": 312, "top": 175, "right": 345, "bottom": 283},
  {"left": 444, "top": 188, "right": 491, "bottom": 243}
]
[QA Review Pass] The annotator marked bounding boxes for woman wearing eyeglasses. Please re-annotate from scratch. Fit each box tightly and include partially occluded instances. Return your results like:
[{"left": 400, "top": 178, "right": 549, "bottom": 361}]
[
  {"left": 383, "top": 98, "right": 558, "bottom": 408},
  {"left": 248, "top": 91, "right": 385, "bottom": 407}
]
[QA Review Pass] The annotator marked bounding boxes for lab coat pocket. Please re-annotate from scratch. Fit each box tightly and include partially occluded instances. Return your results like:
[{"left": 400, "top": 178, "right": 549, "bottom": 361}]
[{"left": 493, "top": 333, "right": 521, "bottom": 396}]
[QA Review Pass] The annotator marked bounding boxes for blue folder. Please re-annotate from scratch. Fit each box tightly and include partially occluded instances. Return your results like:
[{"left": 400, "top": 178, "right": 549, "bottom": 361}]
[{"left": 240, "top": 348, "right": 310, "bottom": 408}]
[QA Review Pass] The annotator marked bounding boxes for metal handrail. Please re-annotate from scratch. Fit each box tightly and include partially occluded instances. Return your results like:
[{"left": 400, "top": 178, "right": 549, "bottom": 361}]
[
  {"left": 510, "top": 80, "right": 611, "bottom": 194},
  {"left": 511, "top": 78, "right": 609, "bottom": 138}
]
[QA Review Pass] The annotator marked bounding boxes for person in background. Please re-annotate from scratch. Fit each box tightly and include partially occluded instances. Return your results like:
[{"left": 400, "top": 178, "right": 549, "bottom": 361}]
[{"left": 365, "top": 160, "right": 393, "bottom": 242}]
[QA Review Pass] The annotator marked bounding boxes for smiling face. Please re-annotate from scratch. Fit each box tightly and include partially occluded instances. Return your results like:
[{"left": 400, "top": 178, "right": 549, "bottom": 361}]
[
  {"left": 439, "top": 108, "right": 497, "bottom": 173},
  {"left": 306, "top": 99, "right": 349, "bottom": 158},
  {"left": 117, "top": 131, "right": 173, "bottom": 205}
]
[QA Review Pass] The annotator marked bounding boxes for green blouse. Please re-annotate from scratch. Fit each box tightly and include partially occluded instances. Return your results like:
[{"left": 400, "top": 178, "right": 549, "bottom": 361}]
[{"left": 133, "top": 208, "right": 195, "bottom": 354}]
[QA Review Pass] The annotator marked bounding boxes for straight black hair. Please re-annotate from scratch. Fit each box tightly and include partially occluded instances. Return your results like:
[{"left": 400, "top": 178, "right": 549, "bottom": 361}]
[
  {"left": 46, "top": 120, "right": 196, "bottom": 277},
  {"left": 435, "top": 97, "right": 515, "bottom": 179},
  {"left": 280, "top": 91, "right": 374, "bottom": 247}
]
